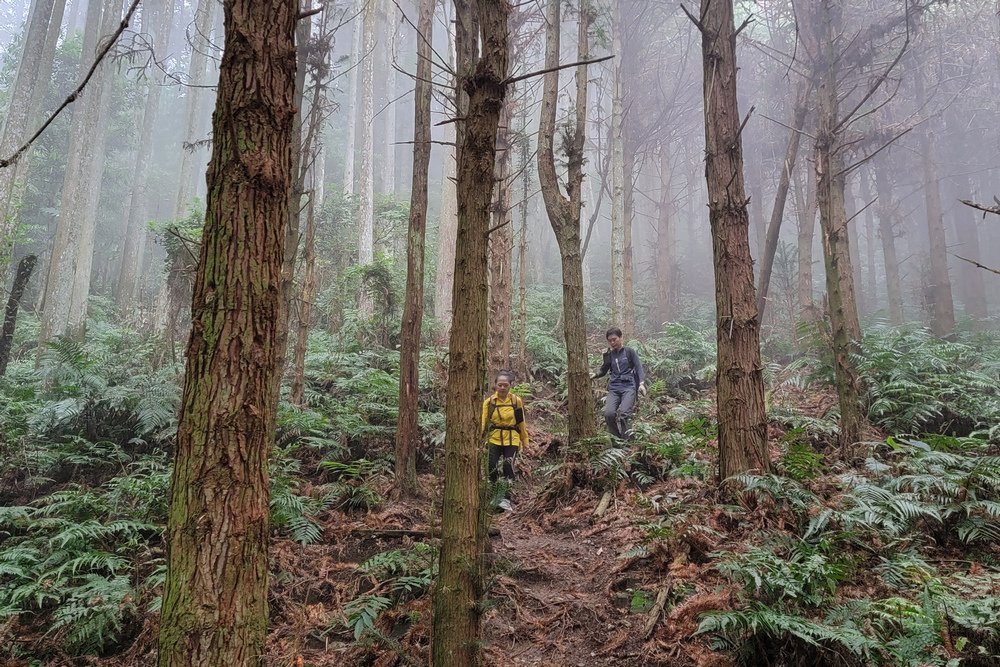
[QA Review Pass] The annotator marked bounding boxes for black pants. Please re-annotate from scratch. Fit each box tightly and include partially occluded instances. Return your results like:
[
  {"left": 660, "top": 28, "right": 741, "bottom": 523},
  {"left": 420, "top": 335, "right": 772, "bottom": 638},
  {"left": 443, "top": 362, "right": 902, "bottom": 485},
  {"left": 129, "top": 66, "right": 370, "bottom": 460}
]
[{"left": 488, "top": 444, "right": 518, "bottom": 484}]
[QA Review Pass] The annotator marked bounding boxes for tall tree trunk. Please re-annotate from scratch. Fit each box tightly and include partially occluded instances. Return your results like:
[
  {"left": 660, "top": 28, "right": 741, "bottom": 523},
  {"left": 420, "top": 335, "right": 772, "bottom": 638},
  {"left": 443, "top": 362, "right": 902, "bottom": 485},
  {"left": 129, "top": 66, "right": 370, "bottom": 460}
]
[
  {"left": 515, "top": 103, "right": 530, "bottom": 381},
  {"left": 342, "top": 0, "right": 362, "bottom": 195},
  {"left": 952, "top": 169, "right": 988, "bottom": 319},
  {"left": 117, "top": 0, "right": 176, "bottom": 312},
  {"left": 537, "top": 0, "right": 596, "bottom": 445},
  {"left": 757, "top": 81, "right": 808, "bottom": 321},
  {"left": 859, "top": 167, "right": 877, "bottom": 318},
  {"left": 654, "top": 146, "right": 673, "bottom": 327},
  {"left": 813, "top": 0, "right": 865, "bottom": 453},
  {"left": 794, "top": 160, "right": 817, "bottom": 315},
  {"left": 379, "top": 2, "right": 397, "bottom": 196},
  {"left": 622, "top": 145, "right": 636, "bottom": 340},
  {"left": 394, "top": 0, "right": 434, "bottom": 499},
  {"left": 0, "top": 255, "right": 36, "bottom": 376},
  {"left": 173, "top": 0, "right": 219, "bottom": 217},
  {"left": 357, "top": 0, "right": 377, "bottom": 314},
  {"left": 431, "top": 1, "right": 508, "bottom": 664},
  {"left": 433, "top": 6, "right": 459, "bottom": 341},
  {"left": 912, "top": 66, "right": 954, "bottom": 337},
  {"left": 696, "top": 0, "right": 770, "bottom": 481},
  {"left": 290, "top": 169, "right": 319, "bottom": 408},
  {"left": 156, "top": 0, "right": 296, "bottom": 663},
  {"left": 488, "top": 98, "right": 513, "bottom": 378},
  {"left": 874, "top": 156, "right": 904, "bottom": 325},
  {"left": 40, "top": 0, "right": 119, "bottom": 344},
  {"left": 609, "top": 0, "right": 625, "bottom": 327},
  {"left": 0, "top": 0, "right": 62, "bottom": 273}
]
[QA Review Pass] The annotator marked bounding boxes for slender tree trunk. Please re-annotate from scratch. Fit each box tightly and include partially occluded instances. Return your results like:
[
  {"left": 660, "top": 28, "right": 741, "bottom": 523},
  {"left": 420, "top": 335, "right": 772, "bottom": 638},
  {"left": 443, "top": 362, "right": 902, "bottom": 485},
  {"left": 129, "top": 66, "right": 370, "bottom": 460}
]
[
  {"left": 0, "top": 0, "right": 61, "bottom": 272},
  {"left": 654, "top": 147, "right": 673, "bottom": 327},
  {"left": 342, "top": 0, "right": 362, "bottom": 195},
  {"left": 0, "top": 255, "right": 36, "bottom": 376},
  {"left": 952, "top": 170, "right": 988, "bottom": 319},
  {"left": 696, "top": 0, "right": 770, "bottom": 481},
  {"left": 290, "top": 170, "right": 319, "bottom": 408},
  {"left": 859, "top": 167, "right": 877, "bottom": 318},
  {"left": 757, "top": 81, "right": 808, "bottom": 321},
  {"left": 117, "top": 0, "right": 176, "bottom": 312},
  {"left": 913, "top": 67, "right": 954, "bottom": 337},
  {"left": 813, "top": 0, "right": 865, "bottom": 453},
  {"left": 873, "top": 157, "right": 904, "bottom": 325},
  {"left": 434, "top": 8, "right": 459, "bottom": 341},
  {"left": 488, "top": 98, "right": 513, "bottom": 378},
  {"left": 794, "top": 160, "right": 817, "bottom": 315},
  {"left": 394, "top": 0, "right": 434, "bottom": 498},
  {"left": 537, "top": 0, "right": 596, "bottom": 445},
  {"left": 431, "top": 1, "right": 508, "bottom": 664},
  {"left": 156, "top": 0, "right": 296, "bottom": 663},
  {"left": 515, "top": 104, "right": 530, "bottom": 381},
  {"left": 379, "top": 2, "right": 397, "bottom": 196},
  {"left": 622, "top": 146, "right": 636, "bottom": 340},
  {"left": 173, "top": 0, "right": 219, "bottom": 217},
  {"left": 357, "top": 0, "right": 377, "bottom": 314},
  {"left": 610, "top": 0, "right": 625, "bottom": 326}
]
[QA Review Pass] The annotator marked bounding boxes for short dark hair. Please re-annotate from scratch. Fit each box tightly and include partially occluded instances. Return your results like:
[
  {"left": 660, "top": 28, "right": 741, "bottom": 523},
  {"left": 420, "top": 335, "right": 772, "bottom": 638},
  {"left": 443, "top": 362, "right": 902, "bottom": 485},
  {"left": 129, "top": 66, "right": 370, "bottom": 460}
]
[
  {"left": 606, "top": 327, "right": 623, "bottom": 339},
  {"left": 495, "top": 370, "right": 515, "bottom": 384}
]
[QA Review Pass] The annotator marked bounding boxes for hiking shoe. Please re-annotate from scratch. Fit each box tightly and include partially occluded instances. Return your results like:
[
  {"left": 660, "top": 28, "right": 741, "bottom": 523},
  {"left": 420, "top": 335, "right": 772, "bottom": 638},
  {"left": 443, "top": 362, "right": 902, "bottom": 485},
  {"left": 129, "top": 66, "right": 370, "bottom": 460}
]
[{"left": 498, "top": 498, "right": 513, "bottom": 512}]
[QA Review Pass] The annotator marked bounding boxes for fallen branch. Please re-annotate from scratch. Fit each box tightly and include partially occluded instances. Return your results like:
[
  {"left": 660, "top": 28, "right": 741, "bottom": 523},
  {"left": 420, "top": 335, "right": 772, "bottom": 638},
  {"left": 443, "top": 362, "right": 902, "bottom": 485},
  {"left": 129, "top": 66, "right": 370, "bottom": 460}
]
[
  {"left": 643, "top": 582, "right": 673, "bottom": 639},
  {"left": 350, "top": 526, "right": 501, "bottom": 538},
  {"left": 592, "top": 490, "right": 613, "bottom": 522}
]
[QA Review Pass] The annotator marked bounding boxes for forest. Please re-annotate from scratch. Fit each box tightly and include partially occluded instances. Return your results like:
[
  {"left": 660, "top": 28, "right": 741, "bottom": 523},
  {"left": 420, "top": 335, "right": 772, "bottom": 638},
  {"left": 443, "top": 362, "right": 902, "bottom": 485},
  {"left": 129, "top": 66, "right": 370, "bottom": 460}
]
[{"left": 0, "top": 0, "right": 999, "bottom": 665}]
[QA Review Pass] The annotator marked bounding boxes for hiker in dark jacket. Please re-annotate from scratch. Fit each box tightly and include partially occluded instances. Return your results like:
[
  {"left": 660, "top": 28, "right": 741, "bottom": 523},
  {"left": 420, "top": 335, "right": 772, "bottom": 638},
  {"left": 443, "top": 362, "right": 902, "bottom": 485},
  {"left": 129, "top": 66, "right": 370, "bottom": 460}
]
[{"left": 591, "top": 327, "right": 646, "bottom": 440}]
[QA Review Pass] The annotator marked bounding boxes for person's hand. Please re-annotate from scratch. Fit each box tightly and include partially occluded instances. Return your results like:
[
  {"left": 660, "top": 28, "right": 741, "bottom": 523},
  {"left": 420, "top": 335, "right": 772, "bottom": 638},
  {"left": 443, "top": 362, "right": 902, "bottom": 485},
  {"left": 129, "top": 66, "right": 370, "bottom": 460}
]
[{"left": 638, "top": 382, "right": 647, "bottom": 397}]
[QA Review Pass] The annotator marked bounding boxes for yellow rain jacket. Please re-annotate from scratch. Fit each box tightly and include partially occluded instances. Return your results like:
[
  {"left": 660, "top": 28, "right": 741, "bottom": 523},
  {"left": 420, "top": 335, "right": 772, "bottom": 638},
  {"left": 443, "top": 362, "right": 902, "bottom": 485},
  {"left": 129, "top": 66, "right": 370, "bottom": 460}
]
[{"left": 481, "top": 392, "right": 528, "bottom": 448}]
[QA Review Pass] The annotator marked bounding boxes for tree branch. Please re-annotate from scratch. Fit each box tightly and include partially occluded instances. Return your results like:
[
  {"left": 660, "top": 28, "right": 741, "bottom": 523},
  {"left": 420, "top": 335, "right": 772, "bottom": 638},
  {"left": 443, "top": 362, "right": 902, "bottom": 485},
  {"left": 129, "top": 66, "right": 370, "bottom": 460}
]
[
  {"left": 503, "top": 54, "right": 613, "bottom": 87},
  {"left": 0, "top": 0, "right": 143, "bottom": 171},
  {"left": 953, "top": 254, "right": 1000, "bottom": 276}
]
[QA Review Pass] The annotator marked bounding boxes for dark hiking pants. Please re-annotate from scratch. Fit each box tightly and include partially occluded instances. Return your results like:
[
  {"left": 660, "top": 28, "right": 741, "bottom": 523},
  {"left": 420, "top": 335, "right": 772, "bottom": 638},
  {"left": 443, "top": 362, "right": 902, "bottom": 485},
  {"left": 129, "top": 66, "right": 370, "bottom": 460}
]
[
  {"left": 604, "top": 384, "right": 637, "bottom": 440},
  {"left": 488, "top": 444, "right": 518, "bottom": 484}
]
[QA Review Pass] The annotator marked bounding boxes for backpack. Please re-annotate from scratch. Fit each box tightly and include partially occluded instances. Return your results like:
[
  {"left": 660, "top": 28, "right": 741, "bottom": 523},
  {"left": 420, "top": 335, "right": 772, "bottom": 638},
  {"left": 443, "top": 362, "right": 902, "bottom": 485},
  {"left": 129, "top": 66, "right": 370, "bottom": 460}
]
[{"left": 484, "top": 394, "right": 524, "bottom": 436}]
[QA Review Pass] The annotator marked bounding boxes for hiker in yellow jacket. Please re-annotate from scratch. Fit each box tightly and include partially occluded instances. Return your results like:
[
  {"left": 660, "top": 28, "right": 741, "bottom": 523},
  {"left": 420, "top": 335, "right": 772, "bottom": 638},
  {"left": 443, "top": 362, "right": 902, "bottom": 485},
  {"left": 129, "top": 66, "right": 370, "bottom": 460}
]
[{"left": 482, "top": 370, "right": 528, "bottom": 511}]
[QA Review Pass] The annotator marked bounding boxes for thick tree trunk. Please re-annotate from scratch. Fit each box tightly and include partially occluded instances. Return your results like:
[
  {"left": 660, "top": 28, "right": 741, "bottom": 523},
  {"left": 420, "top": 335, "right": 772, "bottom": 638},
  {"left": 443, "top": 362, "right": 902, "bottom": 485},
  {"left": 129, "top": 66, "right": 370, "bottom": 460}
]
[
  {"left": 874, "top": 157, "right": 904, "bottom": 325},
  {"left": 697, "top": 0, "right": 770, "bottom": 481},
  {"left": 117, "top": 0, "right": 176, "bottom": 312},
  {"left": 0, "top": 255, "right": 37, "bottom": 376},
  {"left": 394, "top": 0, "right": 434, "bottom": 498},
  {"left": 488, "top": 99, "right": 513, "bottom": 378},
  {"left": 813, "top": 0, "right": 865, "bottom": 453},
  {"left": 0, "top": 0, "right": 61, "bottom": 273},
  {"left": 653, "top": 147, "right": 673, "bottom": 327},
  {"left": 431, "top": 1, "right": 508, "bottom": 664},
  {"left": 537, "top": 0, "right": 596, "bottom": 445},
  {"left": 757, "top": 82, "right": 808, "bottom": 321},
  {"left": 156, "top": 0, "right": 296, "bottom": 663}
]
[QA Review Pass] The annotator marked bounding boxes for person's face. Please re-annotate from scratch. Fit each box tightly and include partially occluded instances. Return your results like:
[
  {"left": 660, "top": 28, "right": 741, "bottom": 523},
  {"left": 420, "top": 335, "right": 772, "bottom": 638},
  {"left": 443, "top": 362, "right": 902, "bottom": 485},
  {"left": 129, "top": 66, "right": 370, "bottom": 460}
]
[
  {"left": 607, "top": 334, "right": 623, "bottom": 350},
  {"left": 495, "top": 377, "right": 511, "bottom": 396}
]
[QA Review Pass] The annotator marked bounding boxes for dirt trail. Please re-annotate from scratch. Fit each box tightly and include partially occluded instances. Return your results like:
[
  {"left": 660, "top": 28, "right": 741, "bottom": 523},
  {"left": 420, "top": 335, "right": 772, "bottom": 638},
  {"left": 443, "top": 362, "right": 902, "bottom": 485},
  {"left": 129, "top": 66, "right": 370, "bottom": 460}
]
[{"left": 482, "top": 465, "right": 659, "bottom": 666}]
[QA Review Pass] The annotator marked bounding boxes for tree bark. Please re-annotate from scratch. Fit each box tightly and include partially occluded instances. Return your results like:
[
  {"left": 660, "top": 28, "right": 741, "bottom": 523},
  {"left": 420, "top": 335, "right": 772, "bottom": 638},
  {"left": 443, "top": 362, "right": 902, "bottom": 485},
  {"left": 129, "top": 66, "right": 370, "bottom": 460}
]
[
  {"left": 653, "top": 146, "right": 673, "bottom": 327},
  {"left": 0, "top": 255, "right": 37, "bottom": 377},
  {"left": 610, "top": 0, "right": 625, "bottom": 327},
  {"left": 794, "top": 159, "right": 817, "bottom": 316},
  {"left": 488, "top": 98, "right": 513, "bottom": 378},
  {"left": 156, "top": 0, "right": 296, "bottom": 664},
  {"left": 394, "top": 0, "right": 434, "bottom": 499},
  {"left": 812, "top": 0, "right": 865, "bottom": 453},
  {"left": 696, "top": 0, "right": 770, "bottom": 481},
  {"left": 757, "top": 81, "right": 808, "bottom": 321},
  {"left": 342, "top": 0, "right": 362, "bottom": 195},
  {"left": 431, "top": 1, "right": 507, "bottom": 664},
  {"left": 357, "top": 0, "right": 377, "bottom": 314},
  {"left": 514, "top": 103, "right": 530, "bottom": 381},
  {"left": 536, "top": 0, "right": 597, "bottom": 445}
]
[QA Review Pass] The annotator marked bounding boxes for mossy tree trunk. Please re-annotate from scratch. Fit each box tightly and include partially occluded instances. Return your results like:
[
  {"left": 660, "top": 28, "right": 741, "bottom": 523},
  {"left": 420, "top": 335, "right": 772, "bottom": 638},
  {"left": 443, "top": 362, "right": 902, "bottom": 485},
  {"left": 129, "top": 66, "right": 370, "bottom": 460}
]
[
  {"left": 157, "top": 0, "right": 297, "bottom": 664},
  {"left": 431, "top": 1, "right": 508, "bottom": 664},
  {"left": 693, "top": 0, "right": 771, "bottom": 481}
]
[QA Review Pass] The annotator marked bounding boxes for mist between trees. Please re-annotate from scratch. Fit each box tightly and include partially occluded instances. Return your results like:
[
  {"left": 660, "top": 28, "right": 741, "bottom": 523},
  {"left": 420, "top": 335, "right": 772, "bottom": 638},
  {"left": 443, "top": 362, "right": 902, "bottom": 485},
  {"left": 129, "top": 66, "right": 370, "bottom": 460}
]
[{"left": 0, "top": 0, "right": 999, "bottom": 665}]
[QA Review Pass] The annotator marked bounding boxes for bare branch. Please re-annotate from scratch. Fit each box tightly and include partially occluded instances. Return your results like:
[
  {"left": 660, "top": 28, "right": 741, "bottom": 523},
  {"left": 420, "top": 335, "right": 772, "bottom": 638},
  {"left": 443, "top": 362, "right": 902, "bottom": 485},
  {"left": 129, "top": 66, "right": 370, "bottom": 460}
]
[
  {"left": 960, "top": 198, "right": 1000, "bottom": 218},
  {"left": 0, "top": 0, "right": 143, "bottom": 170},
  {"left": 503, "top": 54, "right": 614, "bottom": 87},
  {"left": 953, "top": 254, "right": 1000, "bottom": 276}
]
